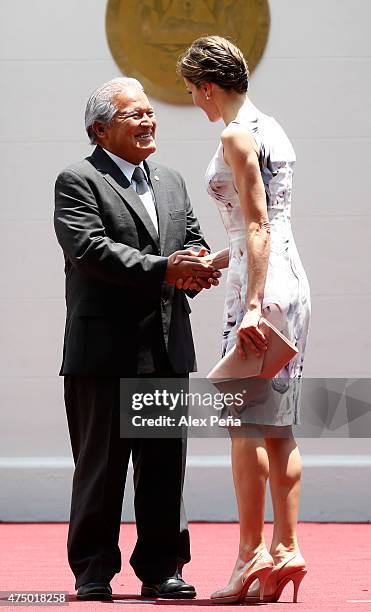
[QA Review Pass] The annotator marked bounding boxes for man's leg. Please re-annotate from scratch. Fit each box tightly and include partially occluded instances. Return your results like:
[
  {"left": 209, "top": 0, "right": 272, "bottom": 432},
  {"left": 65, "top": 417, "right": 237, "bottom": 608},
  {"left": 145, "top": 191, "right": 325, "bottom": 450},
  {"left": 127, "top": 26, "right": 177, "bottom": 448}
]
[
  {"left": 128, "top": 366, "right": 191, "bottom": 580},
  {"left": 178, "top": 435, "right": 191, "bottom": 570},
  {"left": 130, "top": 436, "right": 184, "bottom": 582},
  {"left": 65, "top": 375, "right": 131, "bottom": 589}
]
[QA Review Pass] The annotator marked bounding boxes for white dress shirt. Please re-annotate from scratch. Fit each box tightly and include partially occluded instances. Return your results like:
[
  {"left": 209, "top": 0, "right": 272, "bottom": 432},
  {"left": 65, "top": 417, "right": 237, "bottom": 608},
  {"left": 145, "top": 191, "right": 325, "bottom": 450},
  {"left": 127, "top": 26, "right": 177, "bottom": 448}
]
[{"left": 103, "top": 149, "right": 159, "bottom": 233}]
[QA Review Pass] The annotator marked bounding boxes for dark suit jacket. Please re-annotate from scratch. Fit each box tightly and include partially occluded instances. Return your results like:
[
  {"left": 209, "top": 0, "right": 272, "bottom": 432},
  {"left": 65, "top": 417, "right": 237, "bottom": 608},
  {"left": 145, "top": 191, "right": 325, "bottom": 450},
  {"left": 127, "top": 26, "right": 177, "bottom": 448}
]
[{"left": 54, "top": 146, "right": 209, "bottom": 376}]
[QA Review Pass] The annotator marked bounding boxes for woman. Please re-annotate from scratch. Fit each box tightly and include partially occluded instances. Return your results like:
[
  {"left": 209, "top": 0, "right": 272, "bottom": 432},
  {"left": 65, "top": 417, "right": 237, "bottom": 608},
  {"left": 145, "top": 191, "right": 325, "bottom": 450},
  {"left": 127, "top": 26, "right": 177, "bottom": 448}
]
[{"left": 177, "top": 36, "right": 311, "bottom": 604}]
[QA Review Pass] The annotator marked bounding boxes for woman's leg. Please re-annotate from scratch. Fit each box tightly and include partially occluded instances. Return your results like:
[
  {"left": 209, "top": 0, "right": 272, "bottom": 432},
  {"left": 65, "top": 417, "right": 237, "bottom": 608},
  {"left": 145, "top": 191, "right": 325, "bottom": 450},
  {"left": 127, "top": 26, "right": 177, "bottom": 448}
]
[
  {"left": 265, "top": 430, "right": 302, "bottom": 560},
  {"left": 230, "top": 431, "right": 269, "bottom": 561},
  {"left": 245, "top": 430, "right": 306, "bottom": 602},
  {"left": 211, "top": 429, "right": 275, "bottom": 601}
]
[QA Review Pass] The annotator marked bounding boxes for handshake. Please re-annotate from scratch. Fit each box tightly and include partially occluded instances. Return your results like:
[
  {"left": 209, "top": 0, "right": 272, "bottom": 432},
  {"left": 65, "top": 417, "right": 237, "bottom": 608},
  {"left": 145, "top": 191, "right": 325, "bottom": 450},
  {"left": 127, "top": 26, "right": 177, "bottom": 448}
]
[{"left": 165, "top": 247, "right": 221, "bottom": 292}]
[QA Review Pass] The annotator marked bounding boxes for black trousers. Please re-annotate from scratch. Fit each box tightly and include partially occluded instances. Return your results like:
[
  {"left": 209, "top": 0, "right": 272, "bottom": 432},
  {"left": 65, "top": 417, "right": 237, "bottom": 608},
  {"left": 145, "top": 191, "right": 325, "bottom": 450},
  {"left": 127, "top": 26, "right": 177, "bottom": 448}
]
[{"left": 64, "top": 373, "right": 190, "bottom": 588}]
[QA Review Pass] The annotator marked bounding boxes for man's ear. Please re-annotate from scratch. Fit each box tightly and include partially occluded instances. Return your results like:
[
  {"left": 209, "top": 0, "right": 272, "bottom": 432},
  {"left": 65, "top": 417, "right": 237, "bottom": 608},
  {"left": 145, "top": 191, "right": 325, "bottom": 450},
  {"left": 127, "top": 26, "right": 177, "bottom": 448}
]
[{"left": 92, "top": 121, "right": 106, "bottom": 140}]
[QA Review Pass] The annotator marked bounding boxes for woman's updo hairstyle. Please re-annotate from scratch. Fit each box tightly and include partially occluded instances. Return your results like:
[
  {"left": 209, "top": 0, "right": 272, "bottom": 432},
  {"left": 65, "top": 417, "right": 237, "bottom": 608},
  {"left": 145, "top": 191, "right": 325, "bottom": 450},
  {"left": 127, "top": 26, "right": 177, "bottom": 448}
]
[{"left": 177, "top": 35, "right": 249, "bottom": 94}]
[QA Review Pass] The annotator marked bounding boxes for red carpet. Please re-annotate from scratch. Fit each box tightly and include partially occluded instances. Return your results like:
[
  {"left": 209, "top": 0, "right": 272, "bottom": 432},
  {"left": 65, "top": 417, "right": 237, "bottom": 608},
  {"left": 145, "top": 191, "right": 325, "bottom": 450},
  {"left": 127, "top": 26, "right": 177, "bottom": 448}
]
[{"left": 0, "top": 523, "right": 370, "bottom": 611}]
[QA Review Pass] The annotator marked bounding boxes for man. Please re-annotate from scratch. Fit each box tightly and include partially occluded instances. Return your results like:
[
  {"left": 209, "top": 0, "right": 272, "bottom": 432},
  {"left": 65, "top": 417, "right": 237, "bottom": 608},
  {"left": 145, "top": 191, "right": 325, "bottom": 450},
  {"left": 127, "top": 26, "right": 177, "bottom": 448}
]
[{"left": 54, "top": 77, "right": 218, "bottom": 601}]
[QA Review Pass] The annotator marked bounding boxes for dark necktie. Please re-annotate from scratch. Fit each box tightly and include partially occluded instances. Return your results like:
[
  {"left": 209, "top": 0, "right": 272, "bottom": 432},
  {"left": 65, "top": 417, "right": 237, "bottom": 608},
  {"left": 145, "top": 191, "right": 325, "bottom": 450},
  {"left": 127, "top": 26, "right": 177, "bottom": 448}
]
[{"left": 132, "top": 166, "right": 148, "bottom": 195}]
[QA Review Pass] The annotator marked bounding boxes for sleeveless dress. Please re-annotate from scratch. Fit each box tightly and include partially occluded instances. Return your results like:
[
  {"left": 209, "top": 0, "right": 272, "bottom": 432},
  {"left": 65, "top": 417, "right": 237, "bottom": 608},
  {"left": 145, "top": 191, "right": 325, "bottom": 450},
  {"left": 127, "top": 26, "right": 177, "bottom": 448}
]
[{"left": 205, "top": 102, "right": 311, "bottom": 426}]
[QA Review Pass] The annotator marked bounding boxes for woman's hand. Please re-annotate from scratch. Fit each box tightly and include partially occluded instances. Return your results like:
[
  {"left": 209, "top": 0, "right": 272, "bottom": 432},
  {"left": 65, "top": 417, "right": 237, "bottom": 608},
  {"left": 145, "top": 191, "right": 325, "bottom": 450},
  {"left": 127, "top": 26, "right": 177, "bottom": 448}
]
[
  {"left": 236, "top": 308, "right": 268, "bottom": 359},
  {"left": 173, "top": 247, "right": 207, "bottom": 264}
]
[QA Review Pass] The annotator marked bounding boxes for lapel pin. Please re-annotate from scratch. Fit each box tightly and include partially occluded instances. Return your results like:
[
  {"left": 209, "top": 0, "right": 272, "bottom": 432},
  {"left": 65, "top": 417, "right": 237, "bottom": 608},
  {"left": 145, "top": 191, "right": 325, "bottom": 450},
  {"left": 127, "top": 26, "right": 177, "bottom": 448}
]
[{"left": 154, "top": 175, "right": 160, "bottom": 181}]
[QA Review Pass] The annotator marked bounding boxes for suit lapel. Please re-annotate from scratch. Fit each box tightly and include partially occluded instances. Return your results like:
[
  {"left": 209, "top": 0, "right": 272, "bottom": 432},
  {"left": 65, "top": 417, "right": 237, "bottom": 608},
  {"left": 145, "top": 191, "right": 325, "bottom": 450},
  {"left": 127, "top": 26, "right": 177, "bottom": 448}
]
[
  {"left": 103, "top": 174, "right": 160, "bottom": 248},
  {"left": 89, "top": 147, "right": 160, "bottom": 249},
  {"left": 146, "top": 161, "right": 169, "bottom": 254}
]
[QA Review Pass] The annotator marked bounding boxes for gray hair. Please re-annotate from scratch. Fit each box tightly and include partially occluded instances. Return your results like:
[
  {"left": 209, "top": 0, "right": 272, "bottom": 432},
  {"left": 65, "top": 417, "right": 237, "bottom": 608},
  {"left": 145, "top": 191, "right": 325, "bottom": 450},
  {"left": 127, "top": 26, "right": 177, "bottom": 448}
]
[{"left": 85, "top": 77, "right": 144, "bottom": 144}]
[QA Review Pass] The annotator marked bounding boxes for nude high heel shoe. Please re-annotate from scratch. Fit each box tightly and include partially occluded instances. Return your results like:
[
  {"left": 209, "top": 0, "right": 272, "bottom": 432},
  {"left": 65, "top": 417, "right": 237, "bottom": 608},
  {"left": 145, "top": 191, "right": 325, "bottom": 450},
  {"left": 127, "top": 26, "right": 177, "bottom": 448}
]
[
  {"left": 210, "top": 547, "right": 274, "bottom": 604},
  {"left": 246, "top": 551, "right": 307, "bottom": 603}
]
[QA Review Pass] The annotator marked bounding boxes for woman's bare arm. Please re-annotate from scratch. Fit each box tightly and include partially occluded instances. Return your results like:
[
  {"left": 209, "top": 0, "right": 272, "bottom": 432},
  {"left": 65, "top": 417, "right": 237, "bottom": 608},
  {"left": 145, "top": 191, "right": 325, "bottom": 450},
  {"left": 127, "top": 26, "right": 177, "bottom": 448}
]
[{"left": 222, "top": 125, "right": 270, "bottom": 356}]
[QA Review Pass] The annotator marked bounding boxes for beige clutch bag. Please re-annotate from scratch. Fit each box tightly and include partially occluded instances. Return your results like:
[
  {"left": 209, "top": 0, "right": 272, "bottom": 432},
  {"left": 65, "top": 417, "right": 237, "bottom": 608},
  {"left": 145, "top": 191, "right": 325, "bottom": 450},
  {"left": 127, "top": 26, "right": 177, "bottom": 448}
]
[{"left": 207, "top": 317, "right": 298, "bottom": 381}]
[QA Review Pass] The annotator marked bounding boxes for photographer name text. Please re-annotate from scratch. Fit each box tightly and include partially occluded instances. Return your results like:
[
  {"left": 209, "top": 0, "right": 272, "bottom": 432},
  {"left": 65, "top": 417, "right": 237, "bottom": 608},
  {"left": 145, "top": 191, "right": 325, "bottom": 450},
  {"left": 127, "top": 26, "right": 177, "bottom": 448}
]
[{"left": 131, "top": 415, "right": 241, "bottom": 427}]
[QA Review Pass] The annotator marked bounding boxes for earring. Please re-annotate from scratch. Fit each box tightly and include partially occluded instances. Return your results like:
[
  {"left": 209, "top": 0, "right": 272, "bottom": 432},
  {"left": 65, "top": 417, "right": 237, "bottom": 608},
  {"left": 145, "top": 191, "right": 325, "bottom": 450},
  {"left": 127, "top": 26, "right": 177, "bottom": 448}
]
[{"left": 206, "top": 93, "right": 210, "bottom": 101}]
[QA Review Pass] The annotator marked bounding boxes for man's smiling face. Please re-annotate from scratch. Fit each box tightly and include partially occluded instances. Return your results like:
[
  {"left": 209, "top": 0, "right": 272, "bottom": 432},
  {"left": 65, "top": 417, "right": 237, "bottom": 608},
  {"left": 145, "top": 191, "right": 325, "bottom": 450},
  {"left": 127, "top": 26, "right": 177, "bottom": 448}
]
[{"left": 93, "top": 87, "right": 157, "bottom": 163}]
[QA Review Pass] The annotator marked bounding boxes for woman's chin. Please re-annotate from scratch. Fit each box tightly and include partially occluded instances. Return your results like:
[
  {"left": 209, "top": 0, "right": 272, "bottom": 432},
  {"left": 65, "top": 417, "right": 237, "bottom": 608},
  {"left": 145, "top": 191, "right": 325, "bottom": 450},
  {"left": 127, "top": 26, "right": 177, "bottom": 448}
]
[{"left": 207, "top": 111, "right": 221, "bottom": 123}]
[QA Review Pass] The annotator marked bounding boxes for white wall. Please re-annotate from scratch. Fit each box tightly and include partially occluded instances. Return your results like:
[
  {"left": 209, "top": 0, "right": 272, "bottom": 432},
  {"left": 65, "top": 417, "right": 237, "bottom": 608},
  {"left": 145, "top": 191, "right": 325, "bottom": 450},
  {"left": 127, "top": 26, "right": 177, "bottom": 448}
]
[{"left": 1, "top": 0, "right": 371, "bottom": 521}]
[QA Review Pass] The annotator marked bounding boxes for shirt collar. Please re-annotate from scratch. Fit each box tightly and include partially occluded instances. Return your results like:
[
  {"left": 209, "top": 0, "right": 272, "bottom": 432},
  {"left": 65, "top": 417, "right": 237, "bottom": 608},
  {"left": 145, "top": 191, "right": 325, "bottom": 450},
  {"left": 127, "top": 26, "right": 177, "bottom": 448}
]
[{"left": 102, "top": 148, "right": 147, "bottom": 183}]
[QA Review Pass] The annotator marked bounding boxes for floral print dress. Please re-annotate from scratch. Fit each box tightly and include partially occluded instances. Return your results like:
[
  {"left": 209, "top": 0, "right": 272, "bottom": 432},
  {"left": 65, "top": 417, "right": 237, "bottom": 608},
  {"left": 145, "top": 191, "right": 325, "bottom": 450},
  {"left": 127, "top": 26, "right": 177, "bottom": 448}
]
[{"left": 205, "top": 102, "right": 311, "bottom": 425}]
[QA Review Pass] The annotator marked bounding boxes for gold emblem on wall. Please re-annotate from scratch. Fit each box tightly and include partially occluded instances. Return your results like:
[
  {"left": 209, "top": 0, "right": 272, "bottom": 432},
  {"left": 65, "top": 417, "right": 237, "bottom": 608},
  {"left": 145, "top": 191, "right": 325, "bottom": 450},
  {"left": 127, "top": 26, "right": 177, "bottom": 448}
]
[{"left": 106, "top": 0, "right": 270, "bottom": 105}]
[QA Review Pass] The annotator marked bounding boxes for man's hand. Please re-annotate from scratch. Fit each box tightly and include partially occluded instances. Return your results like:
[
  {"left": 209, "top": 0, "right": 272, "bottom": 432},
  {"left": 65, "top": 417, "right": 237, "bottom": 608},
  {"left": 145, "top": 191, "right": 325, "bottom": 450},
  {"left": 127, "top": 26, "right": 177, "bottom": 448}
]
[
  {"left": 173, "top": 248, "right": 221, "bottom": 291},
  {"left": 165, "top": 249, "right": 217, "bottom": 285},
  {"left": 175, "top": 273, "right": 221, "bottom": 291}
]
